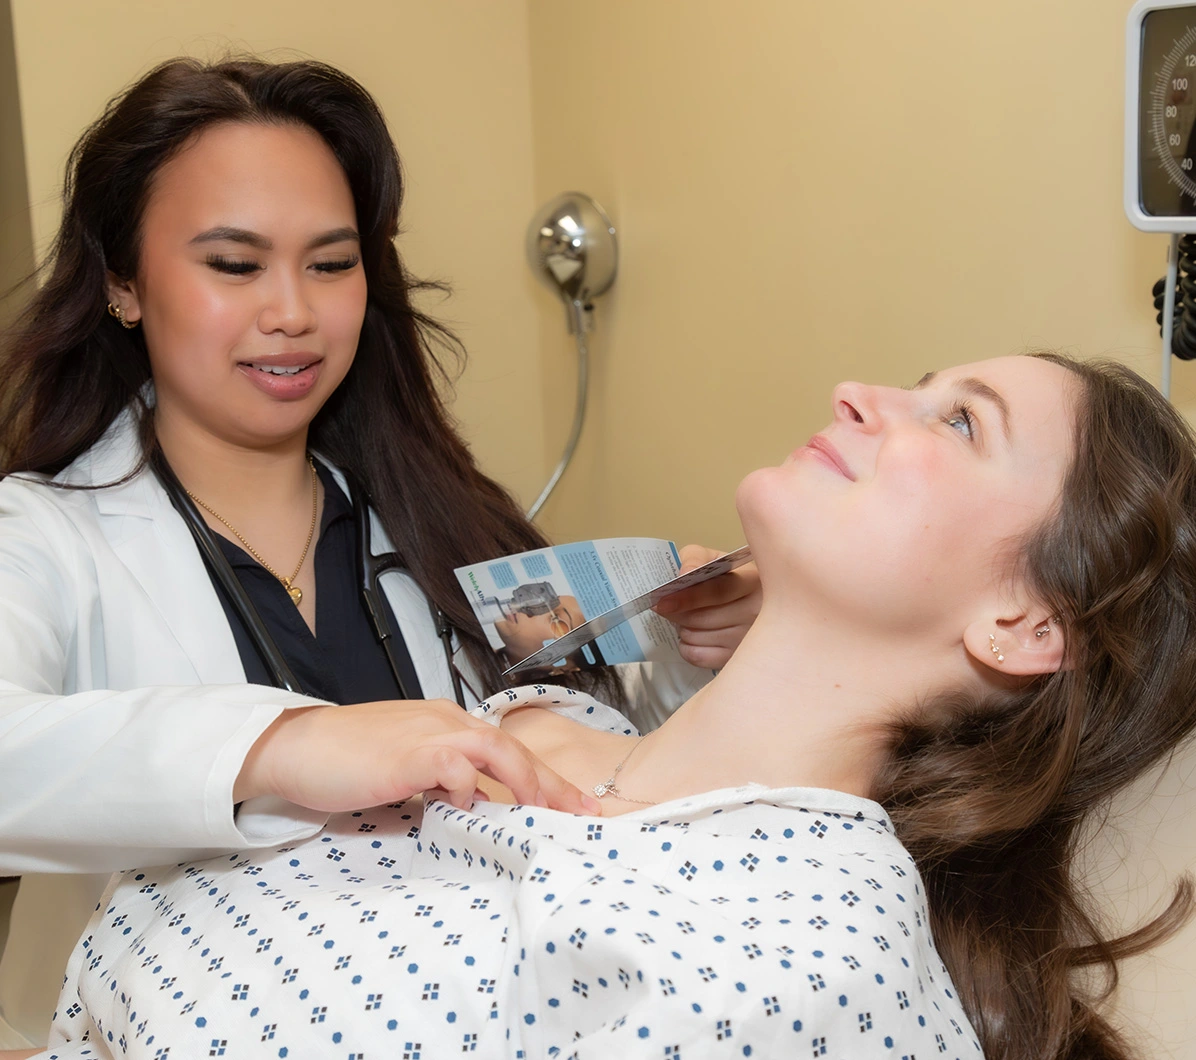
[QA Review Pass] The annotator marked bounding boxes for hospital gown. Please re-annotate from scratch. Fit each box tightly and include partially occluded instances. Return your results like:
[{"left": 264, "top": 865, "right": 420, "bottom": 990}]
[{"left": 44, "top": 685, "right": 982, "bottom": 1059}]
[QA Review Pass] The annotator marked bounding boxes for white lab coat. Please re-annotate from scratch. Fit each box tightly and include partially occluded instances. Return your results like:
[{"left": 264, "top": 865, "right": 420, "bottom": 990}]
[{"left": 0, "top": 409, "right": 706, "bottom": 1046}]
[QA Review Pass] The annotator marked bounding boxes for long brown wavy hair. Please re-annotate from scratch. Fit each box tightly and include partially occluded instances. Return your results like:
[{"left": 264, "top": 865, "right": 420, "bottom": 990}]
[
  {"left": 0, "top": 56, "right": 616, "bottom": 701},
  {"left": 874, "top": 353, "right": 1196, "bottom": 1060}
]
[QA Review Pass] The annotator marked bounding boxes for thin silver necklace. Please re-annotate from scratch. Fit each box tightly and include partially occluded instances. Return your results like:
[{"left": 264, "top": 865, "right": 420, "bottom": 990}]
[{"left": 592, "top": 736, "right": 656, "bottom": 805}]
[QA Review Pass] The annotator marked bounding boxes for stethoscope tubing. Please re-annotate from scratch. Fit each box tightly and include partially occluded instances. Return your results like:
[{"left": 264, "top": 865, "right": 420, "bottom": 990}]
[
  {"left": 152, "top": 452, "right": 463, "bottom": 705},
  {"left": 152, "top": 450, "right": 307, "bottom": 693},
  {"left": 346, "top": 469, "right": 465, "bottom": 706}
]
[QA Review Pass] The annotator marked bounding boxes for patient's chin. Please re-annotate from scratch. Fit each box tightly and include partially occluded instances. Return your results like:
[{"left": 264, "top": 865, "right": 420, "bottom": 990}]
[
  {"left": 734, "top": 467, "right": 786, "bottom": 534},
  {"left": 735, "top": 467, "right": 809, "bottom": 564}
]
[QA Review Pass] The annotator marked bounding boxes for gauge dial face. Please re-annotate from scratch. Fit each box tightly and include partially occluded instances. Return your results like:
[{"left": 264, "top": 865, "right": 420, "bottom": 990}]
[
  {"left": 1151, "top": 26, "right": 1196, "bottom": 198},
  {"left": 1140, "top": 7, "right": 1196, "bottom": 217}
]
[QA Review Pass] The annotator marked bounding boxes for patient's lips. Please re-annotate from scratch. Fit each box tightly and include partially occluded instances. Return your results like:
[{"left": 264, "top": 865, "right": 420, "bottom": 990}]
[{"left": 795, "top": 434, "right": 855, "bottom": 480}]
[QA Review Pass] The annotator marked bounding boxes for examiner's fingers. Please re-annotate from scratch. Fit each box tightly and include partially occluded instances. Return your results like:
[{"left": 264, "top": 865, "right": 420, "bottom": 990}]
[
  {"left": 529, "top": 766, "right": 603, "bottom": 815},
  {"left": 449, "top": 728, "right": 601, "bottom": 815},
  {"left": 247, "top": 698, "right": 605, "bottom": 816},
  {"left": 396, "top": 744, "right": 485, "bottom": 809}
]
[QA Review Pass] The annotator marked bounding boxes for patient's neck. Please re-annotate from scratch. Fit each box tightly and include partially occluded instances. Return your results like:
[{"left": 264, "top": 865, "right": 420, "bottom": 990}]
[{"left": 620, "top": 601, "right": 945, "bottom": 803}]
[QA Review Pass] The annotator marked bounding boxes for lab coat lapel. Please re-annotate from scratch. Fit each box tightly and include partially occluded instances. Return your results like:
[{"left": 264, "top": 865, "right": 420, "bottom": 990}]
[{"left": 78, "top": 413, "right": 246, "bottom": 685}]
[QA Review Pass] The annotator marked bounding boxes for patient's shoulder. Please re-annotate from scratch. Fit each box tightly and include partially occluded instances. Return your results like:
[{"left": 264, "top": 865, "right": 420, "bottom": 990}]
[{"left": 472, "top": 683, "right": 638, "bottom": 738}]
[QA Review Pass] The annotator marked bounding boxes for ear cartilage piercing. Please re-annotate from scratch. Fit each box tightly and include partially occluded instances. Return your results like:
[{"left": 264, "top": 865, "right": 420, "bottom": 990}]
[
  {"left": 1035, "top": 623, "right": 1051, "bottom": 639},
  {"left": 989, "top": 633, "right": 1005, "bottom": 663}
]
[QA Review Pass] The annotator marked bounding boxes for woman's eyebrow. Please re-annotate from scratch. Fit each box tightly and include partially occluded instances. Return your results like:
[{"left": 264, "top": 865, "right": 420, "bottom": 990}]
[
  {"left": 307, "top": 226, "right": 361, "bottom": 249},
  {"left": 190, "top": 225, "right": 270, "bottom": 249},
  {"left": 957, "top": 377, "right": 1012, "bottom": 441},
  {"left": 188, "top": 225, "right": 360, "bottom": 250}
]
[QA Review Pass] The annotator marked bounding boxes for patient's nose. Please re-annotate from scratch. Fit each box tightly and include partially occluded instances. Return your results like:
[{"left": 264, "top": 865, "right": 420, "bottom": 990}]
[
  {"left": 834, "top": 381, "right": 917, "bottom": 435},
  {"left": 832, "top": 381, "right": 883, "bottom": 433}
]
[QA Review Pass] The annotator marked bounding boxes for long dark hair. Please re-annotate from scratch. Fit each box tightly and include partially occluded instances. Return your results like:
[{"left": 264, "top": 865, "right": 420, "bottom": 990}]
[
  {"left": 875, "top": 353, "right": 1196, "bottom": 1060},
  {"left": 0, "top": 56, "right": 612, "bottom": 700}
]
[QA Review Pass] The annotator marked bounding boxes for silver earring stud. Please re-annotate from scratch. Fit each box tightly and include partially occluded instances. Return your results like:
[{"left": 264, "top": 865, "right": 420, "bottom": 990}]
[
  {"left": 989, "top": 633, "right": 1004, "bottom": 663},
  {"left": 1035, "top": 622, "right": 1051, "bottom": 639}
]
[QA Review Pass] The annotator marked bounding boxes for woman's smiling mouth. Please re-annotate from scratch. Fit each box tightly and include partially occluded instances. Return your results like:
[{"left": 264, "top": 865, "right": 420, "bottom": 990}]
[
  {"left": 797, "top": 434, "right": 856, "bottom": 480},
  {"left": 238, "top": 356, "right": 323, "bottom": 398}
]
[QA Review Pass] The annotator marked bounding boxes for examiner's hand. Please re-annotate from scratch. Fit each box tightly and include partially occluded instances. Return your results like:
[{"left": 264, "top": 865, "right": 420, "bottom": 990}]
[
  {"left": 234, "top": 698, "right": 601, "bottom": 815},
  {"left": 653, "top": 543, "right": 761, "bottom": 669}
]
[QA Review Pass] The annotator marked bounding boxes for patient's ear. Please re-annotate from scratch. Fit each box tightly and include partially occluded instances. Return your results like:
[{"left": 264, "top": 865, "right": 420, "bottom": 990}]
[{"left": 963, "top": 612, "right": 1065, "bottom": 676}]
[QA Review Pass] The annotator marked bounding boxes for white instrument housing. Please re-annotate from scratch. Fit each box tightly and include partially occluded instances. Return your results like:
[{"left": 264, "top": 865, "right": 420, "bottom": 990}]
[{"left": 1127, "top": 0, "right": 1196, "bottom": 231}]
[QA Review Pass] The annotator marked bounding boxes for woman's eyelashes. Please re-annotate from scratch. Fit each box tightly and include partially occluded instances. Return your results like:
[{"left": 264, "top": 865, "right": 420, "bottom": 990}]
[
  {"left": 204, "top": 254, "right": 361, "bottom": 276},
  {"left": 943, "top": 401, "right": 976, "bottom": 441},
  {"left": 313, "top": 255, "right": 360, "bottom": 274},
  {"left": 205, "top": 254, "right": 260, "bottom": 275}
]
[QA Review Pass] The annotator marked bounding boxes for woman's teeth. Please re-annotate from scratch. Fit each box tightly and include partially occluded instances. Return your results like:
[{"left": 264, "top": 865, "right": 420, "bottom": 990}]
[{"left": 253, "top": 364, "right": 305, "bottom": 375}]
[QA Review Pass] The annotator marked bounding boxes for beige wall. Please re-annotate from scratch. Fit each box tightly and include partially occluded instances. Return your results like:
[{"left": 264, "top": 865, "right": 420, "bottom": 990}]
[
  {"left": 7, "top": 0, "right": 546, "bottom": 501},
  {"left": 0, "top": 0, "right": 33, "bottom": 333},
  {"left": 526, "top": 1, "right": 1196, "bottom": 1055}
]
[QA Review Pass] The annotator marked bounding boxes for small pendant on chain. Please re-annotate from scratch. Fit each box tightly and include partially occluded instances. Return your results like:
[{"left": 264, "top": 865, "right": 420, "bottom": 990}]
[{"left": 288, "top": 585, "right": 303, "bottom": 606}]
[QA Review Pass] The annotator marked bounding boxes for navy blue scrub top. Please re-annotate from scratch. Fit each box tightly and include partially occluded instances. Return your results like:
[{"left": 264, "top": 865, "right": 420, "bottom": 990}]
[{"left": 205, "top": 462, "right": 416, "bottom": 705}]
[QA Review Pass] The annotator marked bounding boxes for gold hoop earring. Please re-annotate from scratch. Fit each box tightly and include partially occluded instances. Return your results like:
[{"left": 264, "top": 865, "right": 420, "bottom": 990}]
[{"left": 107, "top": 302, "right": 138, "bottom": 330}]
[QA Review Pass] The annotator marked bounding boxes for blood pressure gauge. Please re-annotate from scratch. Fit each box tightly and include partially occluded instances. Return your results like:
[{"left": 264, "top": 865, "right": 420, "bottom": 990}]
[
  {"left": 1127, "top": 0, "right": 1196, "bottom": 230},
  {"left": 1124, "top": 2, "right": 1196, "bottom": 396}
]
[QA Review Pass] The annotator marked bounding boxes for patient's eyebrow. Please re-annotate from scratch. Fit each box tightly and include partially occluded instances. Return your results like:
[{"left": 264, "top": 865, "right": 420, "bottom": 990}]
[
  {"left": 956, "top": 377, "right": 1011, "bottom": 441},
  {"left": 188, "top": 225, "right": 360, "bottom": 250}
]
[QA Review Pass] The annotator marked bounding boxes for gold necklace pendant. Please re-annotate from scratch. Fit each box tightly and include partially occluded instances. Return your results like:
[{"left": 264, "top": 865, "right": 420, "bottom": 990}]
[{"left": 185, "top": 456, "right": 319, "bottom": 609}]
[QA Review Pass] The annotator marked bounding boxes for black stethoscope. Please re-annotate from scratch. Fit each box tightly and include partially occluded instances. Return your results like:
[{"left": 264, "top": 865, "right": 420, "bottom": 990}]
[{"left": 151, "top": 451, "right": 467, "bottom": 706}]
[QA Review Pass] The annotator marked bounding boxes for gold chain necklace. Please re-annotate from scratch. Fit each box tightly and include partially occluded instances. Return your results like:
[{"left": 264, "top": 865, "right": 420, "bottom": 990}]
[{"left": 187, "top": 456, "right": 318, "bottom": 606}]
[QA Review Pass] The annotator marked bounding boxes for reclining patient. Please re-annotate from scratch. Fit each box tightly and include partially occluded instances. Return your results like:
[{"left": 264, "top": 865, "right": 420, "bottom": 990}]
[{"left": 42, "top": 354, "right": 1196, "bottom": 1060}]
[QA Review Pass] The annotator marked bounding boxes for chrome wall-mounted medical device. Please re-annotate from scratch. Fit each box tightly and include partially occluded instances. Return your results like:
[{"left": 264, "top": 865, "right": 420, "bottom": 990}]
[
  {"left": 524, "top": 192, "right": 618, "bottom": 520},
  {"left": 473, "top": 581, "right": 562, "bottom": 624},
  {"left": 1126, "top": 0, "right": 1196, "bottom": 395}
]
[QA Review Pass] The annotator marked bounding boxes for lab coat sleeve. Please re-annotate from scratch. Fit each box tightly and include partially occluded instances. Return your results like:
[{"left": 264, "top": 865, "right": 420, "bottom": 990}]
[{"left": 0, "top": 483, "right": 329, "bottom": 876}]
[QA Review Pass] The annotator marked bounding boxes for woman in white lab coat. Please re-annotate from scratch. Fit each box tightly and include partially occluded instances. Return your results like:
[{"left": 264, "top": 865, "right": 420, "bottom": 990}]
[{"left": 0, "top": 57, "right": 758, "bottom": 1048}]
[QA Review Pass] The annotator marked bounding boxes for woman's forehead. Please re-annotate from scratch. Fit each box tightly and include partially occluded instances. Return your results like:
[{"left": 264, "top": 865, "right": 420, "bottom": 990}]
[
  {"left": 921, "top": 355, "right": 1069, "bottom": 390},
  {"left": 143, "top": 122, "right": 353, "bottom": 228},
  {"left": 925, "top": 356, "right": 1074, "bottom": 418}
]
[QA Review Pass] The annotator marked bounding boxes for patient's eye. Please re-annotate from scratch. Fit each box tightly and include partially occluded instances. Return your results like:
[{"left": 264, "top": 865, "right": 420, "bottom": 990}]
[{"left": 944, "top": 402, "right": 975, "bottom": 440}]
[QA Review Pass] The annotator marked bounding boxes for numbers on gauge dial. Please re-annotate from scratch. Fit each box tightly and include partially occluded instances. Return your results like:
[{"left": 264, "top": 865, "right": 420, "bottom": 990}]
[{"left": 1153, "top": 27, "right": 1196, "bottom": 196}]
